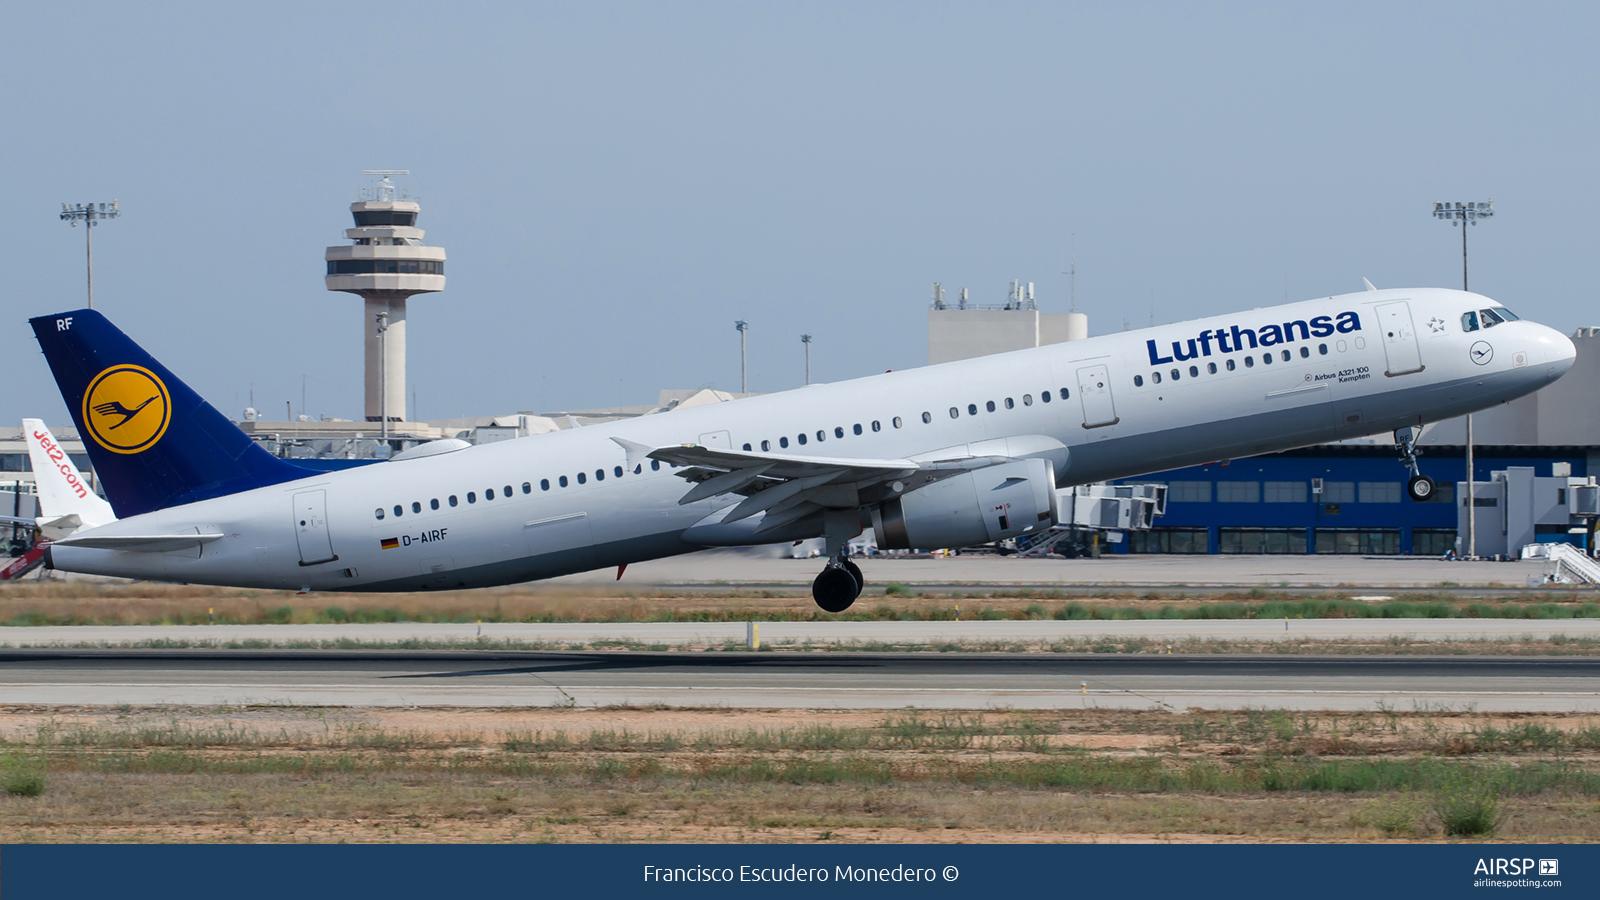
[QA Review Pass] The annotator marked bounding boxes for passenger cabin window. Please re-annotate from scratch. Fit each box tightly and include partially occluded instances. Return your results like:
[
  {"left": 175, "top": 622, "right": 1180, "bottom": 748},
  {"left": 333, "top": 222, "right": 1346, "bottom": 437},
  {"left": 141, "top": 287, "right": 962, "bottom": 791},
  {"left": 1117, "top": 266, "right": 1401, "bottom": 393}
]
[
  {"left": 761, "top": 440, "right": 770, "bottom": 451},
  {"left": 506, "top": 484, "right": 515, "bottom": 495},
  {"left": 576, "top": 472, "right": 586, "bottom": 484},
  {"left": 779, "top": 437, "right": 789, "bottom": 448},
  {"left": 1023, "top": 394, "right": 1033, "bottom": 406},
  {"left": 1152, "top": 371, "right": 1162, "bottom": 384},
  {"left": 1004, "top": 398, "right": 1014, "bottom": 409},
  {"left": 1058, "top": 389, "right": 1070, "bottom": 400},
  {"left": 1299, "top": 346, "right": 1310, "bottom": 359},
  {"left": 541, "top": 479, "right": 550, "bottom": 490},
  {"left": 431, "top": 499, "right": 440, "bottom": 510},
  {"left": 449, "top": 495, "right": 459, "bottom": 506},
  {"left": 949, "top": 407, "right": 959, "bottom": 419},
  {"left": 836, "top": 426, "right": 846, "bottom": 438},
  {"left": 1134, "top": 375, "right": 1144, "bottom": 387},
  {"left": 1206, "top": 362, "right": 1217, "bottom": 374},
  {"left": 594, "top": 469, "right": 603, "bottom": 481},
  {"left": 920, "top": 412, "right": 930, "bottom": 424},
  {"left": 614, "top": 466, "right": 623, "bottom": 478},
  {"left": 893, "top": 417, "right": 903, "bottom": 428},
  {"left": 816, "top": 430, "right": 825, "bottom": 441},
  {"left": 1041, "top": 391, "right": 1052, "bottom": 403},
  {"left": 411, "top": 502, "right": 421, "bottom": 513},
  {"left": 467, "top": 492, "right": 477, "bottom": 503},
  {"left": 558, "top": 476, "right": 568, "bottom": 487},
  {"left": 742, "top": 443, "right": 751, "bottom": 451},
  {"left": 871, "top": 421, "right": 881, "bottom": 432},
  {"left": 967, "top": 404, "right": 978, "bottom": 416},
  {"left": 986, "top": 401, "right": 996, "bottom": 412},
  {"left": 854, "top": 424, "right": 863, "bottom": 435},
  {"left": 374, "top": 508, "right": 384, "bottom": 520},
  {"left": 1171, "top": 368, "right": 1180, "bottom": 381},
  {"left": 393, "top": 505, "right": 403, "bottom": 517},
  {"left": 486, "top": 488, "right": 495, "bottom": 500},
  {"left": 1226, "top": 359, "right": 1236, "bottom": 371},
  {"left": 1189, "top": 365, "right": 1199, "bottom": 377},
  {"left": 1461, "top": 311, "right": 1479, "bottom": 332},
  {"left": 1318, "top": 343, "right": 1328, "bottom": 355},
  {"left": 1244, "top": 357, "right": 1254, "bottom": 368},
  {"left": 651, "top": 460, "right": 661, "bottom": 470},
  {"left": 797, "top": 433, "right": 807, "bottom": 445},
  {"left": 1262, "top": 353, "right": 1272, "bottom": 365}
]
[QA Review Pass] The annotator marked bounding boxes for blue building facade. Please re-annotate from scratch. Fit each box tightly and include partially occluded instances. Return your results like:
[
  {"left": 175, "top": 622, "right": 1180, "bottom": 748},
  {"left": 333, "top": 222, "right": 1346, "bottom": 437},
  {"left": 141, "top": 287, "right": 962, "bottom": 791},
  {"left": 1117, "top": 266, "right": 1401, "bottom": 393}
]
[{"left": 1111, "top": 445, "right": 1591, "bottom": 555}]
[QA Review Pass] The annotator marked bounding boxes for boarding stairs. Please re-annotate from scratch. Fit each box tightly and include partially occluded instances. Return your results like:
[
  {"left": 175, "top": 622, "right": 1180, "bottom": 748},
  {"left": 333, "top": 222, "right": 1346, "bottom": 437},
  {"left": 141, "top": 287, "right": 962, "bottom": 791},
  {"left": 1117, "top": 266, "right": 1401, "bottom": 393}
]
[
  {"left": 0, "top": 544, "right": 47, "bottom": 581},
  {"left": 1521, "top": 542, "right": 1600, "bottom": 585}
]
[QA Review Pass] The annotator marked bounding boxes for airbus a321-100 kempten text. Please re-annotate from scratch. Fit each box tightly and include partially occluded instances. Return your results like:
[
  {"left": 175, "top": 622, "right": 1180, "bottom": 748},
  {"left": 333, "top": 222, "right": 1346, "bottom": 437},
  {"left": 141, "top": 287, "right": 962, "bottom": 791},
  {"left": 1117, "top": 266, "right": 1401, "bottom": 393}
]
[{"left": 30, "top": 288, "right": 1575, "bottom": 611}]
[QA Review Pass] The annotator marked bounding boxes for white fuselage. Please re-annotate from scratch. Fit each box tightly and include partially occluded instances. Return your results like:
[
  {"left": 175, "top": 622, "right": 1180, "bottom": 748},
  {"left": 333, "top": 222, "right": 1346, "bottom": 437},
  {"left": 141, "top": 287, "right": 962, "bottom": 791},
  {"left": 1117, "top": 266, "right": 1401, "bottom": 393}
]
[{"left": 52, "top": 288, "right": 1576, "bottom": 590}]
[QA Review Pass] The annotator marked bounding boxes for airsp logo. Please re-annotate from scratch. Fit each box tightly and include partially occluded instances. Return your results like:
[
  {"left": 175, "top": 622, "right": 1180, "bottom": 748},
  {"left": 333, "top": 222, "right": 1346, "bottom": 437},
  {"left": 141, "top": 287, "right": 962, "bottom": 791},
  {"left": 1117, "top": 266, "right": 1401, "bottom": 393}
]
[{"left": 82, "top": 364, "right": 171, "bottom": 454}]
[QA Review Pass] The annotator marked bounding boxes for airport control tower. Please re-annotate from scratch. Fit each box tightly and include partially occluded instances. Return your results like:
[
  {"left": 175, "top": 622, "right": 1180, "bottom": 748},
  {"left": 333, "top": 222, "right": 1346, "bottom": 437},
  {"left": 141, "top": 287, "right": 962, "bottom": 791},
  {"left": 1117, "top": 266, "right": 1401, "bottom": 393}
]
[{"left": 324, "top": 171, "right": 446, "bottom": 423}]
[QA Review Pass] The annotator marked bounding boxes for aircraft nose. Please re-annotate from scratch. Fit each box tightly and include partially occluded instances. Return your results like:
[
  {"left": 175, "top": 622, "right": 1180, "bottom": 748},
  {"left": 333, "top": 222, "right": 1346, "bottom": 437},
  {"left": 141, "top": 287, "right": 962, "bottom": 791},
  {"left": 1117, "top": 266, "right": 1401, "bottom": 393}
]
[{"left": 1547, "top": 326, "right": 1577, "bottom": 373}]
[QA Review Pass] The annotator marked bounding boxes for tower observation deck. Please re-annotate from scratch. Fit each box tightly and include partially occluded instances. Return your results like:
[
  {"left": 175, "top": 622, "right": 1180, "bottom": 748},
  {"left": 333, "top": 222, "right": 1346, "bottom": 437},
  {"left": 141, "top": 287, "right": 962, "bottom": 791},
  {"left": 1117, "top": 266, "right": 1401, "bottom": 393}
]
[{"left": 325, "top": 171, "right": 446, "bottom": 423}]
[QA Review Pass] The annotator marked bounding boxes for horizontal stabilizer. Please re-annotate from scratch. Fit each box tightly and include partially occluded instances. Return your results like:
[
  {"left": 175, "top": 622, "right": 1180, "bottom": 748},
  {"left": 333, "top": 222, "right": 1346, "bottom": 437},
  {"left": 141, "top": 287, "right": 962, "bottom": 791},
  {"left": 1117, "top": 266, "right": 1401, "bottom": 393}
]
[{"left": 52, "top": 532, "right": 225, "bottom": 552}]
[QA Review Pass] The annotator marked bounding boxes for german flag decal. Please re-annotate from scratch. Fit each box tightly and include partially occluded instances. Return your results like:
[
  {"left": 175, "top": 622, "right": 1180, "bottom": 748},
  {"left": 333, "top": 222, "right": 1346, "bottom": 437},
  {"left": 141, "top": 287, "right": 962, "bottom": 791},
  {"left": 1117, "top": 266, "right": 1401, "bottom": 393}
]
[{"left": 380, "top": 537, "right": 400, "bottom": 550}]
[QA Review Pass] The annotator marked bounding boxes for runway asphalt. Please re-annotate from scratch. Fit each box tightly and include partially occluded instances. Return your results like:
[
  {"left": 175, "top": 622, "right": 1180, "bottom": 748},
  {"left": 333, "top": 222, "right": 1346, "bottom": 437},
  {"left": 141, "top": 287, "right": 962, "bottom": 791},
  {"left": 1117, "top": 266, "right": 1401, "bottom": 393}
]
[
  {"left": 3, "top": 650, "right": 1597, "bottom": 712},
  {"left": 5, "top": 618, "right": 1600, "bottom": 647}
]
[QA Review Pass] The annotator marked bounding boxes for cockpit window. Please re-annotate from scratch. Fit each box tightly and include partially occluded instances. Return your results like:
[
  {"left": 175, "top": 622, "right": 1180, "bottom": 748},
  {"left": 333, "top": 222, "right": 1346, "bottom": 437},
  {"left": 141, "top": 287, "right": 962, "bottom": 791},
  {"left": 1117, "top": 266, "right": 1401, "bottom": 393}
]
[
  {"left": 1461, "top": 311, "right": 1479, "bottom": 332},
  {"left": 1490, "top": 306, "right": 1519, "bottom": 322},
  {"left": 1479, "top": 308, "right": 1507, "bottom": 327}
]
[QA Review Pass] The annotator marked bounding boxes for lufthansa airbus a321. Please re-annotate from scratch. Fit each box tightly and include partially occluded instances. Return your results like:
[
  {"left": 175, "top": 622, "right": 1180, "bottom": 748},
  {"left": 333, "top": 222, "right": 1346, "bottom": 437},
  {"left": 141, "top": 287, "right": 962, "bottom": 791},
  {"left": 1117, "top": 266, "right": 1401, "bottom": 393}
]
[{"left": 30, "top": 287, "right": 1575, "bottom": 611}]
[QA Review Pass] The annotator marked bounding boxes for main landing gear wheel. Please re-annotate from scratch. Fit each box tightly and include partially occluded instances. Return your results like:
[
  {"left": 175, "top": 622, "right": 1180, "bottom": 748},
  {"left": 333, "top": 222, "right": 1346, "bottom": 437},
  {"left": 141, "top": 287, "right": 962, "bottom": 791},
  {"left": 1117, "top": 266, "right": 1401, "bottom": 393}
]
[
  {"left": 1407, "top": 474, "right": 1436, "bottom": 502},
  {"left": 841, "top": 558, "right": 863, "bottom": 592},
  {"left": 812, "top": 566, "right": 860, "bottom": 613}
]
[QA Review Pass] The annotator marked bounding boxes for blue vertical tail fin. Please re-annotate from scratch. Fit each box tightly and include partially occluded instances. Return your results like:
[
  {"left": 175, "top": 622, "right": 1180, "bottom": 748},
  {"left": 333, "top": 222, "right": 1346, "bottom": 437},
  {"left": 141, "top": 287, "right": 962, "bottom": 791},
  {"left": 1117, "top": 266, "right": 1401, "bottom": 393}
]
[{"left": 30, "top": 309, "right": 310, "bottom": 519}]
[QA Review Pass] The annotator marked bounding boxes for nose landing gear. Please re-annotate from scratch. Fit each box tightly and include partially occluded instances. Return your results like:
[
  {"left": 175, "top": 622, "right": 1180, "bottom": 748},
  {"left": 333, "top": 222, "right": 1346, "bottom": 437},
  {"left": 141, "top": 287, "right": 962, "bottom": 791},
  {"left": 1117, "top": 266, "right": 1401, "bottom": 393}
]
[{"left": 1396, "top": 425, "right": 1435, "bottom": 501}]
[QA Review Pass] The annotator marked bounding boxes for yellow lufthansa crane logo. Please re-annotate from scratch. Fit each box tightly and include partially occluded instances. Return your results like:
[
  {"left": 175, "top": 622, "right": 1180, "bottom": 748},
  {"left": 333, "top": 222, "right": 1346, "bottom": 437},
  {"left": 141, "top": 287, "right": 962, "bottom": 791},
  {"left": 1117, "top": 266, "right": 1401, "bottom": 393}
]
[{"left": 82, "top": 365, "right": 171, "bottom": 454}]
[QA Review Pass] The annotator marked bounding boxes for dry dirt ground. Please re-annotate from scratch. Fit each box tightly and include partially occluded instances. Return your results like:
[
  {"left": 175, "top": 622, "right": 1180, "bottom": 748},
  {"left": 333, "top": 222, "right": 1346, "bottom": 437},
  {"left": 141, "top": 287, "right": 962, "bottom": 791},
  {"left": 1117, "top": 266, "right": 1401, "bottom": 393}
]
[
  {"left": 2, "top": 580, "right": 1598, "bottom": 627},
  {"left": 1, "top": 705, "right": 1597, "bottom": 843}
]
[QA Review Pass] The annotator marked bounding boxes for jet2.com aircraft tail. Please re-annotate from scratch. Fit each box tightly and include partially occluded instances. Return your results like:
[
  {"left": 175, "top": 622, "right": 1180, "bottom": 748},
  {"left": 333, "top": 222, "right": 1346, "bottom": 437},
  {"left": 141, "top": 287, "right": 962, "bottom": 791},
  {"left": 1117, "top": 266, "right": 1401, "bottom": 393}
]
[{"left": 29, "top": 309, "right": 309, "bottom": 520}]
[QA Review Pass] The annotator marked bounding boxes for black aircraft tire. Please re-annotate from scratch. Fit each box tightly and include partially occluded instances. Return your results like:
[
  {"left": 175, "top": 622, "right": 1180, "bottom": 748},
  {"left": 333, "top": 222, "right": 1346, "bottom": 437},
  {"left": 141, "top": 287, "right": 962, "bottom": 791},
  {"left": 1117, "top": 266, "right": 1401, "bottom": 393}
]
[
  {"left": 1407, "top": 474, "right": 1436, "bottom": 502},
  {"left": 813, "top": 567, "right": 859, "bottom": 613},
  {"left": 841, "top": 558, "right": 864, "bottom": 595}
]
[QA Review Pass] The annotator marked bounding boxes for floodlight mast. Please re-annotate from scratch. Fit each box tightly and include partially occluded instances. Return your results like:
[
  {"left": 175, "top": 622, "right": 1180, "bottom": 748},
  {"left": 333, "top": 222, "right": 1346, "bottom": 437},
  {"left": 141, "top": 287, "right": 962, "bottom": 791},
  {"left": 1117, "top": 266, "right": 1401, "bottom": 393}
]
[
  {"left": 59, "top": 200, "right": 120, "bottom": 309},
  {"left": 801, "top": 334, "right": 812, "bottom": 385},
  {"left": 734, "top": 321, "right": 749, "bottom": 393},
  {"left": 1432, "top": 200, "right": 1495, "bottom": 560}
]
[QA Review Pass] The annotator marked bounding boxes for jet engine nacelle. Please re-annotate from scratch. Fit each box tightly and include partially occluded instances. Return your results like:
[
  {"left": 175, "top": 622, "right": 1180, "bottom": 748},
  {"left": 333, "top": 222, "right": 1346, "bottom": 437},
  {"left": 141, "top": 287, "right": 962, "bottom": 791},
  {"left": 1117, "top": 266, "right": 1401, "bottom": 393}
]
[{"left": 871, "top": 458, "right": 1057, "bottom": 550}]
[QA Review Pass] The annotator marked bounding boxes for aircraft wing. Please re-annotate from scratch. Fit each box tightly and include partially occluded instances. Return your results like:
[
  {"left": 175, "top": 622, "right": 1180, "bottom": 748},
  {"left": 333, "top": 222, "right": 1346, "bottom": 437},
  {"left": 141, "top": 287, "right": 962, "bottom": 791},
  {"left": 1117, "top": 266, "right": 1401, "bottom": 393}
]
[
  {"left": 612, "top": 437, "right": 1032, "bottom": 535},
  {"left": 0, "top": 516, "right": 37, "bottom": 528},
  {"left": 51, "top": 532, "right": 225, "bottom": 552}
]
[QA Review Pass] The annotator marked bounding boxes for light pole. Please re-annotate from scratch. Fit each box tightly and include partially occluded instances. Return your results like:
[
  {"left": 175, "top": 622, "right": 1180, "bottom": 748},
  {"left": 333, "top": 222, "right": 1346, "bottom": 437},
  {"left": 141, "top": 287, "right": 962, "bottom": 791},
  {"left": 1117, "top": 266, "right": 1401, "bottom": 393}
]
[
  {"left": 735, "top": 320, "right": 749, "bottom": 394},
  {"left": 801, "top": 334, "right": 812, "bottom": 385},
  {"left": 1433, "top": 200, "right": 1495, "bottom": 559},
  {"left": 59, "top": 201, "right": 120, "bottom": 309},
  {"left": 375, "top": 310, "right": 390, "bottom": 443}
]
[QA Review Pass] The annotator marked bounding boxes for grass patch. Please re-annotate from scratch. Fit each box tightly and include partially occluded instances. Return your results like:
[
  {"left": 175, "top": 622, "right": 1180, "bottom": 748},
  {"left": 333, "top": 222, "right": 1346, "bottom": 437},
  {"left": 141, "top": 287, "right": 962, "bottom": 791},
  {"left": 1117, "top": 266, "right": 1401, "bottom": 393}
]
[{"left": 1, "top": 752, "right": 46, "bottom": 796}]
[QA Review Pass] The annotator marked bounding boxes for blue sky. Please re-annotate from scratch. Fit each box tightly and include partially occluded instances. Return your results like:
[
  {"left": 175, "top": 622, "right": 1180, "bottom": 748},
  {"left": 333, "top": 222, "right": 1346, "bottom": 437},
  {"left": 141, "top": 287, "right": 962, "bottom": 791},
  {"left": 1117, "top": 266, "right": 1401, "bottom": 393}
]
[{"left": 4, "top": 3, "right": 1596, "bottom": 424}]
